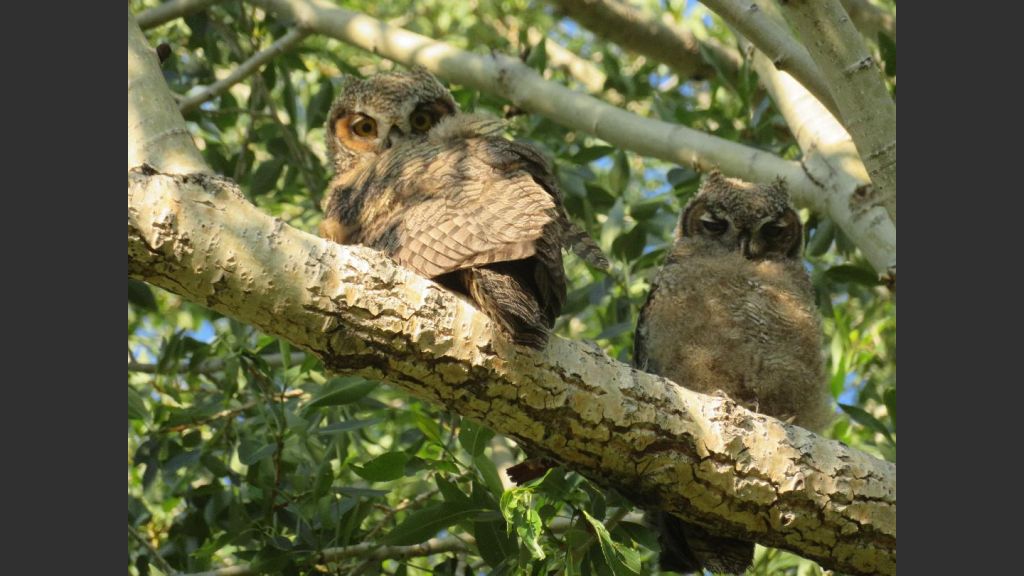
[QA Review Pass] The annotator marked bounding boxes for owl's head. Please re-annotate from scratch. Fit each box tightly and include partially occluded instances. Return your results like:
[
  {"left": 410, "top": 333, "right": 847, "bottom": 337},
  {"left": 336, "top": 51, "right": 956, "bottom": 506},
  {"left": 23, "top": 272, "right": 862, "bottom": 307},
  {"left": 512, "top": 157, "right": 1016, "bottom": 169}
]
[
  {"left": 325, "top": 67, "right": 458, "bottom": 174},
  {"left": 678, "top": 170, "right": 803, "bottom": 260}
]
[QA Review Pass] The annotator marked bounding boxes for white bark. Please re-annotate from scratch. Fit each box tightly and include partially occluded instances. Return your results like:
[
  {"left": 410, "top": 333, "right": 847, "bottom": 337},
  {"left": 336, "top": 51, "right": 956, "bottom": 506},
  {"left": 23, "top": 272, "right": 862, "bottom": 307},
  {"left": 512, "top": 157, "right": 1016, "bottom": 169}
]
[{"left": 128, "top": 9, "right": 209, "bottom": 174}]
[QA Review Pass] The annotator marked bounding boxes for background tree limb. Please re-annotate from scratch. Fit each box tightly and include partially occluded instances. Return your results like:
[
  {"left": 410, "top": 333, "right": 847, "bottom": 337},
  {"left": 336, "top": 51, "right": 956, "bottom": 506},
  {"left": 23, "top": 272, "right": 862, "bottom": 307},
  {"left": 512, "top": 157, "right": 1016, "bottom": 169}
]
[{"left": 549, "top": 0, "right": 742, "bottom": 80}]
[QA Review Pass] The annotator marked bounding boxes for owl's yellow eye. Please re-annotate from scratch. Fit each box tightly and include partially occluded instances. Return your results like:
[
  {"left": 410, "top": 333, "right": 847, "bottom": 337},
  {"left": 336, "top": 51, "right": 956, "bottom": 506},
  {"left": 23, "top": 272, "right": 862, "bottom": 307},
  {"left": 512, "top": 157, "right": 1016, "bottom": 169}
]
[
  {"left": 350, "top": 115, "right": 377, "bottom": 138},
  {"left": 410, "top": 111, "right": 434, "bottom": 133}
]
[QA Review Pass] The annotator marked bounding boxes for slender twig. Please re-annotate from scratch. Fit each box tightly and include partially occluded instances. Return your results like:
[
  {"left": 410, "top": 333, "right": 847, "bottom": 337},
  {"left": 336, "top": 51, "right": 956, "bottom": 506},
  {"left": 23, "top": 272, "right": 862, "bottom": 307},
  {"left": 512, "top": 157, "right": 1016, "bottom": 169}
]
[
  {"left": 700, "top": 0, "right": 838, "bottom": 117},
  {"left": 179, "top": 28, "right": 310, "bottom": 114},
  {"left": 137, "top": 0, "right": 222, "bottom": 30},
  {"left": 129, "top": 523, "right": 178, "bottom": 575}
]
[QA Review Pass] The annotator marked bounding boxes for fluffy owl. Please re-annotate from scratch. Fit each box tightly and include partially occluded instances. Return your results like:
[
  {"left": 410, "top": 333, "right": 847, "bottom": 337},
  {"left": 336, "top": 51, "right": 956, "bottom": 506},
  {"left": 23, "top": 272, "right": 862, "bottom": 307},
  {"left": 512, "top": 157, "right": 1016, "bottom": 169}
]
[
  {"left": 320, "top": 68, "right": 603, "bottom": 348},
  {"left": 634, "top": 171, "right": 832, "bottom": 574}
]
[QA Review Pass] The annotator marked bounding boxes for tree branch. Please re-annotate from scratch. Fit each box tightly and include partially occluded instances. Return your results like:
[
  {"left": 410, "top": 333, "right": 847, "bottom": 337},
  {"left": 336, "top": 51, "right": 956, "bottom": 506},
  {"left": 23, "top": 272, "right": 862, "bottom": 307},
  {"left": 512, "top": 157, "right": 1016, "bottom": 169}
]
[
  {"left": 780, "top": 0, "right": 896, "bottom": 225},
  {"left": 549, "top": 0, "right": 742, "bottom": 80},
  {"left": 137, "top": 0, "right": 222, "bottom": 30},
  {"left": 128, "top": 168, "right": 895, "bottom": 575},
  {"left": 246, "top": 0, "right": 894, "bottom": 273},
  {"left": 178, "top": 28, "right": 310, "bottom": 114},
  {"left": 700, "top": 0, "right": 838, "bottom": 116},
  {"left": 129, "top": 9, "right": 209, "bottom": 174}
]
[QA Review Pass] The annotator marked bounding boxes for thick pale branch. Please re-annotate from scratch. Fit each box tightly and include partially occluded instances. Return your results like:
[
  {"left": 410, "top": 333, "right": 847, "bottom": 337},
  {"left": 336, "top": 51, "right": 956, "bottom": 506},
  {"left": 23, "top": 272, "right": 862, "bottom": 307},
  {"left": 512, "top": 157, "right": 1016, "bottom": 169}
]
[
  {"left": 128, "top": 170, "right": 895, "bottom": 575},
  {"left": 247, "top": 0, "right": 894, "bottom": 273},
  {"left": 128, "top": 9, "right": 209, "bottom": 174},
  {"left": 549, "top": 0, "right": 742, "bottom": 80},
  {"left": 179, "top": 28, "right": 310, "bottom": 113},
  {"left": 137, "top": 0, "right": 222, "bottom": 29},
  {"left": 701, "top": 0, "right": 838, "bottom": 117},
  {"left": 780, "top": 0, "right": 896, "bottom": 224}
]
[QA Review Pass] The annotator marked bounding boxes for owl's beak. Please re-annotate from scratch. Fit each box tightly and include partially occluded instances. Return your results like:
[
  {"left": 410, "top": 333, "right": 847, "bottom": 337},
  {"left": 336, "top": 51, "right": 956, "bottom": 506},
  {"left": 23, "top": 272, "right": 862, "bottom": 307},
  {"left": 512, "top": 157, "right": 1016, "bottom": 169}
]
[
  {"left": 382, "top": 125, "right": 406, "bottom": 150},
  {"left": 738, "top": 231, "right": 752, "bottom": 259}
]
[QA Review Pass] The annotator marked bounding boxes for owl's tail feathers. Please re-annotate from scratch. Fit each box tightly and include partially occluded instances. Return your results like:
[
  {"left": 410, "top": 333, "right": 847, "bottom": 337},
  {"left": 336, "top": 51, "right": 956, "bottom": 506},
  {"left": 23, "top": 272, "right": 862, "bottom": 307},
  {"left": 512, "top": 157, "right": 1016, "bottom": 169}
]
[
  {"left": 463, "top": 261, "right": 557, "bottom": 349},
  {"left": 655, "top": 512, "right": 754, "bottom": 575},
  {"left": 564, "top": 222, "right": 610, "bottom": 271}
]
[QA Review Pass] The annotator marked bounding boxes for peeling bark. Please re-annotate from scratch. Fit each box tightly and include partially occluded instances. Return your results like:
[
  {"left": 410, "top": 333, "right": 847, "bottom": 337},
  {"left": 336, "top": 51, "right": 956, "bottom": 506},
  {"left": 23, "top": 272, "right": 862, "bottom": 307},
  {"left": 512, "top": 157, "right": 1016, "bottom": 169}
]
[{"left": 128, "top": 170, "right": 895, "bottom": 575}]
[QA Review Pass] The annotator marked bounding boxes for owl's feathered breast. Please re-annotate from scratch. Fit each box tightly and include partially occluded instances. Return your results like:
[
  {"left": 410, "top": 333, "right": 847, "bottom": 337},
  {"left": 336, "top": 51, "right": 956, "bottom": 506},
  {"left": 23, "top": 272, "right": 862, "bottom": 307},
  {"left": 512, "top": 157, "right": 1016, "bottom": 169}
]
[{"left": 636, "top": 246, "right": 828, "bottom": 430}]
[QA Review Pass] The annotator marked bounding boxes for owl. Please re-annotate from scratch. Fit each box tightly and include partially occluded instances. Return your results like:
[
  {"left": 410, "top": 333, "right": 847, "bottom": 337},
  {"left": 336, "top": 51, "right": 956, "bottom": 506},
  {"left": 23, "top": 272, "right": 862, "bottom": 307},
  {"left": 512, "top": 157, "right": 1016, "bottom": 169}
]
[
  {"left": 634, "top": 171, "right": 832, "bottom": 574},
  {"left": 319, "top": 68, "right": 603, "bottom": 348}
]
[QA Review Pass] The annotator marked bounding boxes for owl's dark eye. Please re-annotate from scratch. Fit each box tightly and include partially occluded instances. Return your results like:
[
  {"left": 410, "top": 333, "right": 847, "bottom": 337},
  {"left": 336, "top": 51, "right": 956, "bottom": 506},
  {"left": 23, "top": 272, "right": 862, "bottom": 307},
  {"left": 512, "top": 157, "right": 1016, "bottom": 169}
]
[
  {"left": 350, "top": 115, "right": 377, "bottom": 138},
  {"left": 410, "top": 111, "right": 434, "bottom": 133},
  {"left": 761, "top": 223, "right": 786, "bottom": 239},
  {"left": 701, "top": 218, "right": 728, "bottom": 234}
]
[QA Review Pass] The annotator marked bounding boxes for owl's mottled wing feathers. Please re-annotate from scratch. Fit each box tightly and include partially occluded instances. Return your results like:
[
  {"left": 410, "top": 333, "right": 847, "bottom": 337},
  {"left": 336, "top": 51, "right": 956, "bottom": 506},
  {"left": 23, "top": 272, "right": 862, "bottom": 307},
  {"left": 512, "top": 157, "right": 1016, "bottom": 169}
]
[{"left": 323, "top": 114, "right": 574, "bottom": 346}]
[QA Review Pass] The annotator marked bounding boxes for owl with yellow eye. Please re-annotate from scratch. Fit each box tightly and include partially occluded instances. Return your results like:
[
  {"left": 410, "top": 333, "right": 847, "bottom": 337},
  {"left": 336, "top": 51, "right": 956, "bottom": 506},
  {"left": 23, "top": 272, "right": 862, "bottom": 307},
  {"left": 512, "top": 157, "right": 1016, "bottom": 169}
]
[{"left": 319, "top": 67, "right": 603, "bottom": 348}]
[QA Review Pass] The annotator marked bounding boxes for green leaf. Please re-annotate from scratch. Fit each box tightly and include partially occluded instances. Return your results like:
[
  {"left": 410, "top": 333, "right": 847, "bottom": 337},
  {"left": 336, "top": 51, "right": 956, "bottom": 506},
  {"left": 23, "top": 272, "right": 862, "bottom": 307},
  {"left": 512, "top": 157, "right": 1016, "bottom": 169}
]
[
  {"left": 436, "top": 476, "right": 472, "bottom": 505},
  {"left": 383, "top": 501, "right": 487, "bottom": 545},
  {"left": 883, "top": 388, "right": 896, "bottom": 430},
  {"left": 238, "top": 440, "right": 277, "bottom": 466},
  {"left": 878, "top": 32, "right": 896, "bottom": 77},
  {"left": 459, "top": 419, "right": 495, "bottom": 457},
  {"left": 525, "top": 38, "right": 548, "bottom": 72},
  {"left": 128, "top": 279, "right": 158, "bottom": 312},
  {"left": 200, "top": 453, "right": 232, "bottom": 478},
  {"left": 412, "top": 411, "right": 445, "bottom": 445},
  {"left": 128, "top": 386, "right": 149, "bottom": 421},
  {"left": 307, "top": 78, "right": 335, "bottom": 130},
  {"left": 317, "top": 417, "right": 384, "bottom": 435},
  {"left": 582, "top": 510, "right": 641, "bottom": 576},
  {"left": 806, "top": 218, "right": 835, "bottom": 256},
  {"left": 666, "top": 167, "right": 697, "bottom": 188},
  {"left": 474, "top": 516, "right": 516, "bottom": 568},
  {"left": 574, "top": 146, "right": 615, "bottom": 163},
  {"left": 500, "top": 488, "right": 545, "bottom": 560},
  {"left": 609, "top": 151, "right": 630, "bottom": 196},
  {"left": 839, "top": 403, "right": 894, "bottom": 445},
  {"left": 474, "top": 453, "right": 505, "bottom": 499},
  {"left": 826, "top": 265, "right": 882, "bottom": 286},
  {"left": 250, "top": 157, "right": 286, "bottom": 196},
  {"left": 353, "top": 451, "right": 410, "bottom": 482},
  {"left": 304, "top": 377, "right": 378, "bottom": 411}
]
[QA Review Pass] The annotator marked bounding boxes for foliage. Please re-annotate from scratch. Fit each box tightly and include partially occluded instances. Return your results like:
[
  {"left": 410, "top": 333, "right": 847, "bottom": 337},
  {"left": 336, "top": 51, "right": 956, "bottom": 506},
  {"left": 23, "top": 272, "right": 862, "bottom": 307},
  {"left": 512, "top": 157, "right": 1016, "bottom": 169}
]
[{"left": 129, "top": 1, "right": 896, "bottom": 574}]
